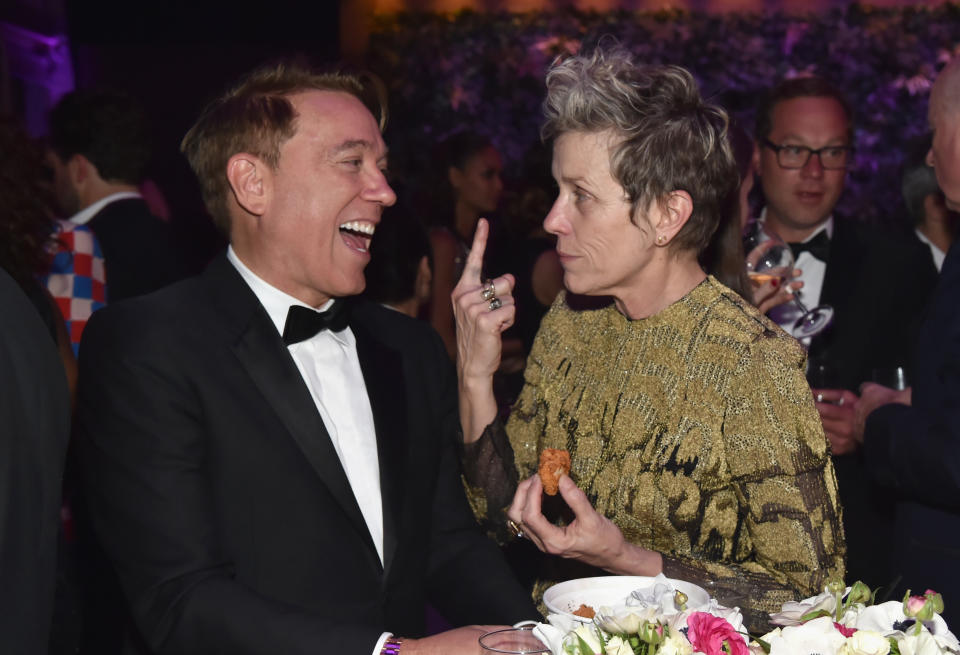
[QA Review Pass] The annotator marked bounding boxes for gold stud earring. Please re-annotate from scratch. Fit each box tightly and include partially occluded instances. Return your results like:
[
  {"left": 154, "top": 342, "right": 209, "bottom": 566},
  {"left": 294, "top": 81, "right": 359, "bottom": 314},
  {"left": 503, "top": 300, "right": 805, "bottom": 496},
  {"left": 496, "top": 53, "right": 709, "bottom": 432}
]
[{"left": 656, "top": 234, "right": 666, "bottom": 244}]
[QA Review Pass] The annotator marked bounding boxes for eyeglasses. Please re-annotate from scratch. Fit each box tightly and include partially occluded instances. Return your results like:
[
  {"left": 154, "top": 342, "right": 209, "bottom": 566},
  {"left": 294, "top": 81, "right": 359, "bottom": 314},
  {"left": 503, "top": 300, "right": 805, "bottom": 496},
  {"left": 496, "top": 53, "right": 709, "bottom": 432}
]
[{"left": 762, "top": 139, "right": 853, "bottom": 170}]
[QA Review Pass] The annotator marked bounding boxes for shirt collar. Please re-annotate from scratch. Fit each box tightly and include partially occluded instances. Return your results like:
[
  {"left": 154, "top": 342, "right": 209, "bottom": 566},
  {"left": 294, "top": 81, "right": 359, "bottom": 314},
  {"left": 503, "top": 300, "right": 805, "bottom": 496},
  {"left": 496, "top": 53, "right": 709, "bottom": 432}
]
[
  {"left": 226, "top": 246, "right": 341, "bottom": 343},
  {"left": 758, "top": 208, "right": 834, "bottom": 242},
  {"left": 68, "top": 191, "right": 142, "bottom": 225}
]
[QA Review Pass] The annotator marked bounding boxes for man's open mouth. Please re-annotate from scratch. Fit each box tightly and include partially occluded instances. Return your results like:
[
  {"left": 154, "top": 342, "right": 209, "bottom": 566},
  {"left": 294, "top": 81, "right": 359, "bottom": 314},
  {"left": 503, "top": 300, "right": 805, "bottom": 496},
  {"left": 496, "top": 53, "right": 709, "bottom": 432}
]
[{"left": 339, "top": 221, "right": 376, "bottom": 253}]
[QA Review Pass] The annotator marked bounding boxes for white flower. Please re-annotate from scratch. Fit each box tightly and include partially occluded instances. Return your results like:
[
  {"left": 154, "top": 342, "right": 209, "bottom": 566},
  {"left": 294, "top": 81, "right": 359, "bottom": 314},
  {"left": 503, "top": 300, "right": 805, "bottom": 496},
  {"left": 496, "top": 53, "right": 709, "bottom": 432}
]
[
  {"left": 569, "top": 624, "right": 604, "bottom": 654},
  {"left": 604, "top": 636, "right": 635, "bottom": 655},
  {"left": 660, "top": 632, "right": 695, "bottom": 655},
  {"left": 759, "top": 616, "right": 848, "bottom": 655},
  {"left": 596, "top": 611, "right": 645, "bottom": 635},
  {"left": 897, "top": 629, "right": 944, "bottom": 655},
  {"left": 840, "top": 630, "right": 890, "bottom": 655},
  {"left": 769, "top": 590, "right": 841, "bottom": 626}
]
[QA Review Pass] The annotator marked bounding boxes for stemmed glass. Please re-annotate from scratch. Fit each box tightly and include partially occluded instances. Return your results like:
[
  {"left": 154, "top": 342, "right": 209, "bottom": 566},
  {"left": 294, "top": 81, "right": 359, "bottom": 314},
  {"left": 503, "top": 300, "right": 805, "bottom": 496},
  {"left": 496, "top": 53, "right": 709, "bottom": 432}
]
[{"left": 743, "top": 221, "right": 834, "bottom": 339}]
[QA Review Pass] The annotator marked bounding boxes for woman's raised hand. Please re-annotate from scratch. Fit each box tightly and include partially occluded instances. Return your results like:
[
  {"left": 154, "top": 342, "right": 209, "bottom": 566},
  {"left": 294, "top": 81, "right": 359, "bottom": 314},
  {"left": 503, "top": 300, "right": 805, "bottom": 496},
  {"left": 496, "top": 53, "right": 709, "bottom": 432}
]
[
  {"left": 452, "top": 218, "right": 516, "bottom": 382},
  {"left": 453, "top": 219, "right": 516, "bottom": 442}
]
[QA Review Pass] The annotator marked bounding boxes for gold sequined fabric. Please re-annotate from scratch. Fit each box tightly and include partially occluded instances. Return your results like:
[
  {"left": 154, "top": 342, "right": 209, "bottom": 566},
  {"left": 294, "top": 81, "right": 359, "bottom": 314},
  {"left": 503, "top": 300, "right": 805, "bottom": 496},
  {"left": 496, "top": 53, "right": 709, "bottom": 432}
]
[{"left": 462, "top": 277, "right": 846, "bottom": 631}]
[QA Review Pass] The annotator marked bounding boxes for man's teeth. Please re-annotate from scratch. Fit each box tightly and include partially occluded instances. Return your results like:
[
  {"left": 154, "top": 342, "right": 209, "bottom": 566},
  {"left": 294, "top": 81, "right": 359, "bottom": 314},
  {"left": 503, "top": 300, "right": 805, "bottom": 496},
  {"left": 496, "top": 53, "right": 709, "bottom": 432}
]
[{"left": 339, "top": 221, "right": 376, "bottom": 235}]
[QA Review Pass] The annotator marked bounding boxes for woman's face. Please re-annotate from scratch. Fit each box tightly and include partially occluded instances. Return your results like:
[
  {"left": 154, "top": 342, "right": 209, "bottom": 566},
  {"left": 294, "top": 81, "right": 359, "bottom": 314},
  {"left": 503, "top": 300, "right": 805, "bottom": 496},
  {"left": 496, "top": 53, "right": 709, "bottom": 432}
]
[
  {"left": 450, "top": 145, "right": 503, "bottom": 214},
  {"left": 543, "top": 130, "right": 657, "bottom": 299}
]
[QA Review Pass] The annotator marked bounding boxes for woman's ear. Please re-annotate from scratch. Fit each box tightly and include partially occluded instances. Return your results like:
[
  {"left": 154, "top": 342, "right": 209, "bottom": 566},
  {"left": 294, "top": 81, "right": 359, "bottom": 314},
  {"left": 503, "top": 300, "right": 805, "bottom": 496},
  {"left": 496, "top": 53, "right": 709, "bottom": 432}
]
[
  {"left": 448, "top": 166, "right": 463, "bottom": 193},
  {"left": 653, "top": 190, "right": 693, "bottom": 246},
  {"left": 226, "top": 153, "right": 270, "bottom": 217}
]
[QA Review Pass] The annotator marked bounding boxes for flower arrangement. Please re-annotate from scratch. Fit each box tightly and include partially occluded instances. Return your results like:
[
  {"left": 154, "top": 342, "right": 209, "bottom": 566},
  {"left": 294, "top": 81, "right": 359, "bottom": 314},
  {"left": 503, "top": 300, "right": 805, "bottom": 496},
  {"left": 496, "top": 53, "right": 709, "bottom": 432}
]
[
  {"left": 366, "top": 5, "right": 960, "bottom": 228},
  {"left": 538, "top": 582, "right": 958, "bottom": 655}
]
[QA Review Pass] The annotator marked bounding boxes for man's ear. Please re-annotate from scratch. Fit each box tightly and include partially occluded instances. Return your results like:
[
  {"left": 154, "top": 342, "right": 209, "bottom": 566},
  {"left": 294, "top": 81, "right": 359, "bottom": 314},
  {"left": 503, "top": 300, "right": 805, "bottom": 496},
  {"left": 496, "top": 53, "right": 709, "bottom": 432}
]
[
  {"left": 751, "top": 143, "right": 762, "bottom": 177},
  {"left": 226, "top": 153, "right": 269, "bottom": 217},
  {"left": 68, "top": 153, "right": 94, "bottom": 186},
  {"left": 653, "top": 190, "right": 693, "bottom": 246}
]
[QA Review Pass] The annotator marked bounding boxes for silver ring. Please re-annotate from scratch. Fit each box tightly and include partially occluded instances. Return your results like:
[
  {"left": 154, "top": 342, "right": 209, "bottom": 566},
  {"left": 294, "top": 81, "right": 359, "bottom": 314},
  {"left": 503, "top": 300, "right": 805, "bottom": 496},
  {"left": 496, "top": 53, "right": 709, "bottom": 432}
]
[
  {"left": 488, "top": 297, "right": 502, "bottom": 311},
  {"left": 506, "top": 518, "right": 525, "bottom": 539},
  {"left": 816, "top": 393, "right": 824, "bottom": 403},
  {"left": 481, "top": 279, "right": 496, "bottom": 302}
]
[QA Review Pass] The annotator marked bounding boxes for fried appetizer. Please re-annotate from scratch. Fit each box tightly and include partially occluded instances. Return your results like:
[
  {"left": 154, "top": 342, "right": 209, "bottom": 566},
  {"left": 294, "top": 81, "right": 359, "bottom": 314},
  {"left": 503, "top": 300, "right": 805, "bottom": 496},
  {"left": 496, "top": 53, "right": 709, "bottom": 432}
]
[{"left": 539, "top": 448, "right": 570, "bottom": 496}]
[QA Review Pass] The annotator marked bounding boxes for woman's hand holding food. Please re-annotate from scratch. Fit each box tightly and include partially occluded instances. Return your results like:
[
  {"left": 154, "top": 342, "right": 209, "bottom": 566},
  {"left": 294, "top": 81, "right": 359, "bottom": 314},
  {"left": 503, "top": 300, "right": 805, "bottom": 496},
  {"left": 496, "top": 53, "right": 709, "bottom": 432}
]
[
  {"left": 453, "top": 218, "right": 515, "bottom": 442},
  {"left": 507, "top": 474, "right": 662, "bottom": 577}
]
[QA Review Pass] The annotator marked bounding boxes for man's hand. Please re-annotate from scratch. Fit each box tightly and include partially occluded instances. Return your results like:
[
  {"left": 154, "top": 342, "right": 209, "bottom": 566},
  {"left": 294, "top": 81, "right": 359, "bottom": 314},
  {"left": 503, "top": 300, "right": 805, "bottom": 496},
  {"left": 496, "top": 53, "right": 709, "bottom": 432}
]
[
  {"left": 402, "top": 625, "right": 506, "bottom": 655},
  {"left": 753, "top": 269, "right": 803, "bottom": 315},
  {"left": 853, "top": 383, "right": 912, "bottom": 445},
  {"left": 812, "top": 388, "right": 860, "bottom": 455},
  {"left": 507, "top": 475, "right": 661, "bottom": 576}
]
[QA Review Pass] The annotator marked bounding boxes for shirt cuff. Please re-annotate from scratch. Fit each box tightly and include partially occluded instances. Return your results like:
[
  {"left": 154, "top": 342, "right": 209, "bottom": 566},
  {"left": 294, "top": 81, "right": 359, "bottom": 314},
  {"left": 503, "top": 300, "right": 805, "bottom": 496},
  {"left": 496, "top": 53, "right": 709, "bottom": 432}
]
[{"left": 372, "top": 632, "right": 394, "bottom": 655}]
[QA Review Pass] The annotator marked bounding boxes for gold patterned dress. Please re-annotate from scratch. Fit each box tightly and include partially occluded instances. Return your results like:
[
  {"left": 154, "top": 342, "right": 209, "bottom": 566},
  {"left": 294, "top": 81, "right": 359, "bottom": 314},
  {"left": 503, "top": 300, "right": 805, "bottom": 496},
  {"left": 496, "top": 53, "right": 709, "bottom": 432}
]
[{"left": 461, "top": 276, "right": 846, "bottom": 630}]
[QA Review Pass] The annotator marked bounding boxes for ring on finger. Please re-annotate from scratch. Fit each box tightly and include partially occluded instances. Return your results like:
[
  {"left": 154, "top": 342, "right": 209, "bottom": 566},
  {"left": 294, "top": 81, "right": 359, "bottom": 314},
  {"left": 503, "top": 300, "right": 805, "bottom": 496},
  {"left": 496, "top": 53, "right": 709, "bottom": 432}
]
[
  {"left": 488, "top": 297, "right": 503, "bottom": 311},
  {"left": 481, "top": 279, "right": 497, "bottom": 302},
  {"left": 506, "top": 518, "right": 525, "bottom": 539}
]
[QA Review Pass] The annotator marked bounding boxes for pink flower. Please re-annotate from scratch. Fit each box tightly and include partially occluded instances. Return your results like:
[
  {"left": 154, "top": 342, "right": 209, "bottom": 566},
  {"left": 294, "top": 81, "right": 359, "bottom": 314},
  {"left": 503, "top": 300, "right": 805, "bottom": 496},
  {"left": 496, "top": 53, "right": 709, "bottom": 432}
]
[
  {"left": 834, "top": 622, "right": 857, "bottom": 637},
  {"left": 687, "top": 612, "right": 749, "bottom": 655}
]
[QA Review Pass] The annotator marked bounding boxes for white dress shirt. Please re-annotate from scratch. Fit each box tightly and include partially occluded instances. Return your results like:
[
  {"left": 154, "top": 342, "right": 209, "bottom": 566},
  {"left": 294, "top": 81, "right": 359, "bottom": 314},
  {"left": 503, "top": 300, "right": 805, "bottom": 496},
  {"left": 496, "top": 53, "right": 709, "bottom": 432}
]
[
  {"left": 68, "top": 191, "right": 142, "bottom": 225},
  {"left": 227, "top": 247, "right": 384, "bottom": 565},
  {"left": 764, "top": 211, "right": 833, "bottom": 347},
  {"left": 915, "top": 229, "right": 946, "bottom": 272}
]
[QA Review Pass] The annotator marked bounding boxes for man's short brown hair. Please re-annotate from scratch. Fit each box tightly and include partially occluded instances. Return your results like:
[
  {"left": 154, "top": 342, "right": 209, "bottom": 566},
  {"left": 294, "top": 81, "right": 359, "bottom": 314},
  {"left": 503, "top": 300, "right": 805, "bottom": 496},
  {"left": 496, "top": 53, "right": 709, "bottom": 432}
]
[{"left": 181, "top": 62, "right": 385, "bottom": 234}]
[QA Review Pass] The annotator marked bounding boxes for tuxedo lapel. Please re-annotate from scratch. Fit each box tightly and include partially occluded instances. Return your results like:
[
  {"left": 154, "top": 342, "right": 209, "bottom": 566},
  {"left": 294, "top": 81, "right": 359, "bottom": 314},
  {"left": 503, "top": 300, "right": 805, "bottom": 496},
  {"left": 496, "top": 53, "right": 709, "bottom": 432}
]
[
  {"left": 351, "top": 309, "right": 407, "bottom": 579},
  {"left": 203, "top": 257, "right": 373, "bottom": 552},
  {"left": 810, "top": 221, "right": 858, "bottom": 357}
]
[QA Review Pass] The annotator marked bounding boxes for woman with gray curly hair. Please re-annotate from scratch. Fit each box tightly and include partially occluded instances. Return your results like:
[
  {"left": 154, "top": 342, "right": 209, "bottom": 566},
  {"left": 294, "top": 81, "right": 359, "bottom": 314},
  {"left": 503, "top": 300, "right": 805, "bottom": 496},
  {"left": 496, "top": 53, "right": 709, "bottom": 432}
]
[{"left": 453, "top": 45, "right": 845, "bottom": 630}]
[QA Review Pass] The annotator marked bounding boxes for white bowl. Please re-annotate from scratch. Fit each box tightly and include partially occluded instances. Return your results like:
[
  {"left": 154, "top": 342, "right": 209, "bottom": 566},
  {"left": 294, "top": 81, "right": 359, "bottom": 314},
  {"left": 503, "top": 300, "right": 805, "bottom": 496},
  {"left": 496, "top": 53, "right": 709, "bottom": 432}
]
[{"left": 542, "top": 576, "right": 710, "bottom": 622}]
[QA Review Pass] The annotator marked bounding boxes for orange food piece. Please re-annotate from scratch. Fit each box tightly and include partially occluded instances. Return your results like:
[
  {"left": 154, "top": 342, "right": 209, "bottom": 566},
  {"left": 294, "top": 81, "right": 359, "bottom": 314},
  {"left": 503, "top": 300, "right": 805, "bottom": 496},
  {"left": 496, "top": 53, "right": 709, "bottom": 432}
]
[
  {"left": 572, "top": 604, "right": 596, "bottom": 619},
  {"left": 539, "top": 448, "right": 570, "bottom": 496}
]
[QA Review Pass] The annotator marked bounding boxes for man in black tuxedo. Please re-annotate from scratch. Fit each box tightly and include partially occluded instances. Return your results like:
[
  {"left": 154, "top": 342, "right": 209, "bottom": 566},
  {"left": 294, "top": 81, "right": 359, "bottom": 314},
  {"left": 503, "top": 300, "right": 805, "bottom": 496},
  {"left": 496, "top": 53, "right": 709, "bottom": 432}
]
[
  {"left": 0, "top": 268, "right": 70, "bottom": 652},
  {"left": 854, "top": 59, "right": 960, "bottom": 626},
  {"left": 47, "top": 89, "right": 184, "bottom": 303},
  {"left": 752, "top": 76, "right": 937, "bottom": 590},
  {"left": 76, "top": 64, "right": 536, "bottom": 655}
]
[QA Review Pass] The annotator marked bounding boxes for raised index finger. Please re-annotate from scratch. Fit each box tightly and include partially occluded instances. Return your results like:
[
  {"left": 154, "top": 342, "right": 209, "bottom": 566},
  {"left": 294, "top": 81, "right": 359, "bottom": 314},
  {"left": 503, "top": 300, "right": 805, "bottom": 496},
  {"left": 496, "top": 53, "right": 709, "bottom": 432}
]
[{"left": 460, "top": 217, "right": 489, "bottom": 286}]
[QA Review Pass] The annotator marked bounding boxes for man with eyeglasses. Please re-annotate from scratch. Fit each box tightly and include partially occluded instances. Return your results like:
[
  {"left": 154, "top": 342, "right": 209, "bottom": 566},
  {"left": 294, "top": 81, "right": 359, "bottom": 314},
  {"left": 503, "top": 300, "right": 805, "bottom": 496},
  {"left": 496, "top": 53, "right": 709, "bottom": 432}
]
[{"left": 752, "top": 75, "right": 937, "bottom": 591}]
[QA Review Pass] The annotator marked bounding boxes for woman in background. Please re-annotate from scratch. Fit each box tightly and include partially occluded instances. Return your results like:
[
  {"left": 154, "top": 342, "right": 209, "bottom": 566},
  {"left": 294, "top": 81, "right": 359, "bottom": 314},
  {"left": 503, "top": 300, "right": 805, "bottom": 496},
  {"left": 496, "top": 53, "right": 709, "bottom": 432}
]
[{"left": 428, "top": 131, "right": 505, "bottom": 359}]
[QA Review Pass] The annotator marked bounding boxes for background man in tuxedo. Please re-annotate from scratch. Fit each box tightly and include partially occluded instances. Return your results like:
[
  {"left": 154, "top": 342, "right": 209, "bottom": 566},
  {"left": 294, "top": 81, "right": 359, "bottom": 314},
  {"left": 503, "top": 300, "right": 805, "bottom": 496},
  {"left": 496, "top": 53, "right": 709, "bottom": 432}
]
[
  {"left": 752, "top": 76, "right": 937, "bottom": 589},
  {"left": 0, "top": 268, "right": 70, "bottom": 652},
  {"left": 854, "top": 58, "right": 960, "bottom": 626},
  {"left": 46, "top": 89, "right": 184, "bottom": 304},
  {"left": 77, "top": 63, "right": 535, "bottom": 655}
]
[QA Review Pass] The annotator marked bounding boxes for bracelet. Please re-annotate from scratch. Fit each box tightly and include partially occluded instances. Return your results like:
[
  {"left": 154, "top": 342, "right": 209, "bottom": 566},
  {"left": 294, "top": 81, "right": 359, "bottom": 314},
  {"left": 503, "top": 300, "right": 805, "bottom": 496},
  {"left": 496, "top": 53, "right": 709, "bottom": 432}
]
[{"left": 381, "top": 636, "right": 403, "bottom": 654}]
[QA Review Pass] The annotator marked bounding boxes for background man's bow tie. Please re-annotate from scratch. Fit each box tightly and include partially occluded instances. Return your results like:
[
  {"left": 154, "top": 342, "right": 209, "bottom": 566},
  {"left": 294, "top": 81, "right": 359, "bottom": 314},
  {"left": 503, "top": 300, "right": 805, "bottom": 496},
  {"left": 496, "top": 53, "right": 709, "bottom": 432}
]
[
  {"left": 282, "top": 301, "right": 350, "bottom": 345},
  {"left": 789, "top": 230, "right": 831, "bottom": 262}
]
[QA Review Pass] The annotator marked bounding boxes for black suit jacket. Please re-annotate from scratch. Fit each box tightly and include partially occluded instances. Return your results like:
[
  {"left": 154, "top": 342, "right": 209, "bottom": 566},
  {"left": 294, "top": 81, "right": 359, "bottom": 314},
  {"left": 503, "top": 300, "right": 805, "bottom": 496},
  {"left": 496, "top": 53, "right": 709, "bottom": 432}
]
[
  {"left": 0, "top": 269, "right": 70, "bottom": 653},
  {"left": 865, "top": 240, "right": 960, "bottom": 625},
  {"left": 802, "top": 218, "right": 937, "bottom": 591},
  {"left": 86, "top": 198, "right": 185, "bottom": 303},
  {"left": 77, "top": 255, "right": 535, "bottom": 655},
  {"left": 808, "top": 217, "right": 938, "bottom": 391}
]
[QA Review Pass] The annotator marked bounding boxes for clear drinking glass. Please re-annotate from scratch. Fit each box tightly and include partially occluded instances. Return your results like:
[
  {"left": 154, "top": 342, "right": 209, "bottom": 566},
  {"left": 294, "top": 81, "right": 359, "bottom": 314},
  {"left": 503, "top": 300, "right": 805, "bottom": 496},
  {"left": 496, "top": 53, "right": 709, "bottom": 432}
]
[
  {"left": 479, "top": 626, "right": 551, "bottom": 654},
  {"left": 743, "top": 221, "right": 834, "bottom": 339}
]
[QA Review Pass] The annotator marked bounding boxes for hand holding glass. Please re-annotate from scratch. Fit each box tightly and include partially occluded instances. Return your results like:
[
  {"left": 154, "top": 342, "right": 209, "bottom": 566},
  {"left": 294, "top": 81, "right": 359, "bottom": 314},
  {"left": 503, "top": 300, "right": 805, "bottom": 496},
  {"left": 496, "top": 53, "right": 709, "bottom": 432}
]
[{"left": 743, "top": 223, "right": 834, "bottom": 339}]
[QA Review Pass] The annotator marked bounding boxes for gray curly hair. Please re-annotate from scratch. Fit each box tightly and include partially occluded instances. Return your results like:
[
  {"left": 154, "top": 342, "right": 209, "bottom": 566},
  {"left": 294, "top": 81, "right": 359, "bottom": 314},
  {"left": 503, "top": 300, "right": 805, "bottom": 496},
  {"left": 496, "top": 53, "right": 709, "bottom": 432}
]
[{"left": 542, "top": 46, "right": 737, "bottom": 255}]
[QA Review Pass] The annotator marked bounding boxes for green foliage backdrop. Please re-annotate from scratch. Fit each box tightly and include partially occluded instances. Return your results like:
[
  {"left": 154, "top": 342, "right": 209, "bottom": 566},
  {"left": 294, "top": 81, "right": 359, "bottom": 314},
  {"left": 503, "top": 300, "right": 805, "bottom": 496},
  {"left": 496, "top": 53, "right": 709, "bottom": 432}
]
[{"left": 366, "top": 4, "right": 960, "bottom": 226}]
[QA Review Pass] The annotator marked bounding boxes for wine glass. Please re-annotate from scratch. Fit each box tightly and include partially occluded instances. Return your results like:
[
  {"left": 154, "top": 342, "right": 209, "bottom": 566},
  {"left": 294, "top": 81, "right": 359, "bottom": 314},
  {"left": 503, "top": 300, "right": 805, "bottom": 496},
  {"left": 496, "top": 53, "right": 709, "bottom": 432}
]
[{"left": 743, "top": 221, "right": 834, "bottom": 340}]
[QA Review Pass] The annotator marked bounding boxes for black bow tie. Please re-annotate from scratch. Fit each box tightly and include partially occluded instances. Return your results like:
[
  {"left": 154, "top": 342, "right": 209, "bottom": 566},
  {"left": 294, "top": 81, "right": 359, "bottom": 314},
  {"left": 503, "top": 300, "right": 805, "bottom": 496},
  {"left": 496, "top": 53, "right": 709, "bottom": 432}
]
[
  {"left": 282, "top": 300, "right": 350, "bottom": 345},
  {"left": 789, "top": 230, "right": 831, "bottom": 262}
]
